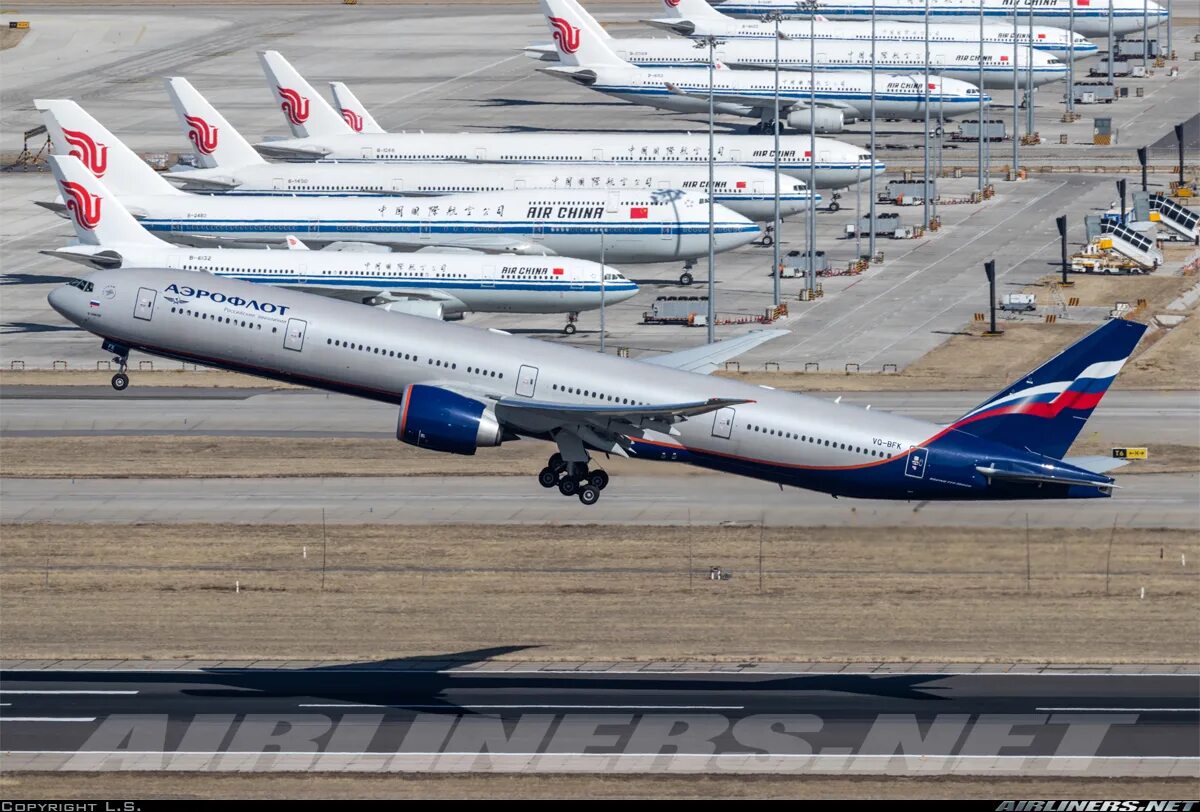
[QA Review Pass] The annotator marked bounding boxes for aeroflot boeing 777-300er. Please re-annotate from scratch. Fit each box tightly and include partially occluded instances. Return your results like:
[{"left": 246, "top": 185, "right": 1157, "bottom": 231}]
[{"left": 49, "top": 267, "right": 1147, "bottom": 506}]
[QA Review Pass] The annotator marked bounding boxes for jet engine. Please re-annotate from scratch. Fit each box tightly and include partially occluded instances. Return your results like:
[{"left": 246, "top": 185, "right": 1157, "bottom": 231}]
[
  {"left": 397, "top": 384, "right": 502, "bottom": 455},
  {"left": 784, "top": 108, "right": 846, "bottom": 134}
]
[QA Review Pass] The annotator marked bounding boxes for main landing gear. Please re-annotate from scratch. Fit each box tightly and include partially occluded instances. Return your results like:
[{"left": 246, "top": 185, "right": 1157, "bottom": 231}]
[
  {"left": 107, "top": 346, "right": 130, "bottom": 391},
  {"left": 538, "top": 452, "right": 609, "bottom": 506},
  {"left": 679, "top": 259, "right": 696, "bottom": 287},
  {"left": 562, "top": 311, "right": 579, "bottom": 336}
]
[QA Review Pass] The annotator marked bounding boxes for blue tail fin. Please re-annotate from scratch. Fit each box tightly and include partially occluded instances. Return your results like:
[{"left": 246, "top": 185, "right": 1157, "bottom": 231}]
[{"left": 949, "top": 318, "right": 1148, "bottom": 459}]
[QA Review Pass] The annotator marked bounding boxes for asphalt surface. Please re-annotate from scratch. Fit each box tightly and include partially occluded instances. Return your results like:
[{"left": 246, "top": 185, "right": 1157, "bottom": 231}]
[{"left": 0, "top": 663, "right": 1196, "bottom": 774}]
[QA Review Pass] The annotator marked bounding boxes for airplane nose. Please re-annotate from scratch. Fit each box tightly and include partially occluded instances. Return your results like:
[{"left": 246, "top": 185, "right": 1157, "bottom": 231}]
[{"left": 47, "top": 285, "right": 73, "bottom": 319}]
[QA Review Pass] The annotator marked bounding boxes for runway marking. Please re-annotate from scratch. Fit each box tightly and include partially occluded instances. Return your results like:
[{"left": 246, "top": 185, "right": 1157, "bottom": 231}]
[
  {"left": 1037, "top": 707, "right": 1200, "bottom": 713},
  {"left": 0, "top": 717, "right": 97, "bottom": 723},
  {"left": 7, "top": 751, "right": 1197, "bottom": 760},
  {"left": 383, "top": 54, "right": 521, "bottom": 108},
  {"left": 0, "top": 690, "right": 138, "bottom": 695},
  {"left": 299, "top": 703, "right": 746, "bottom": 710}
]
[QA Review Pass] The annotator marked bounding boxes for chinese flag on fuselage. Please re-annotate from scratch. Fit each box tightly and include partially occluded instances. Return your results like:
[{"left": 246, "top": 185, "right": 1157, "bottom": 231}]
[{"left": 630, "top": 207, "right": 649, "bottom": 219}]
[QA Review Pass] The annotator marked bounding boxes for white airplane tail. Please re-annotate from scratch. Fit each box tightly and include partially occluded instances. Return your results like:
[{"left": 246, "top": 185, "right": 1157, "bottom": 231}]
[
  {"left": 35, "top": 99, "right": 182, "bottom": 197},
  {"left": 664, "top": 0, "right": 731, "bottom": 21},
  {"left": 47, "top": 155, "right": 171, "bottom": 248},
  {"left": 328, "top": 82, "right": 386, "bottom": 134},
  {"left": 564, "top": 0, "right": 613, "bottom": 41},
  {"left": 538, "top": 0, "right": 626, "bottom": 66},
  {"left": 164, "top": 77, "right": 266, "bottom": 170},
  {"left": 258, "top": 50, "right": 353, "bottom": 139}
]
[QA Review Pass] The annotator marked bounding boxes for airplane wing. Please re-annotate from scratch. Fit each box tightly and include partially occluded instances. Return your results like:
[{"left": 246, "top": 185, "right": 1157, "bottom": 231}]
[
  {"left": 640, "top": 329, "right": 789, "bottom": 375},
  {"left": 253, "top": 142, "right": 332, "bottom": 160},
  {"left": 494, "top": 396, "right": 752, "bottom": 457},
  {"left": 162, "top": 173, "right": 242, "bottom": 191}
]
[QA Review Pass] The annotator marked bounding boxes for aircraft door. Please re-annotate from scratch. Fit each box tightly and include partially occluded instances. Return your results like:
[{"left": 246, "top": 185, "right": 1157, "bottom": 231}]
[
  {"left": 392, "top": 178, "right": 405, "bottom": 193},
  {"left": 711, "top": 407, "right": 735, "bottom": 439},
  {"left": 133, "top": 287, "right": 157, "bottom": 321},
  {"left": 593, "top": 148, "right": 605, "bottom": 161},
  {"left": 283, "top": 318, "right": 307, "bottom": 352},
  {"left": 361, "top": 146, "right": 375, "bottom": 160},
  {"left": 272, "top": 177, "right": 286, "bottom": 191},
  {"left": 729, "top": 149, "right": 741, "bottom": 162},
  {"left": 606, "top": 190, "right": 621, "bottom": 213},
  {"left": 515, "top": 364, "right": 538, "bottom": 398}
]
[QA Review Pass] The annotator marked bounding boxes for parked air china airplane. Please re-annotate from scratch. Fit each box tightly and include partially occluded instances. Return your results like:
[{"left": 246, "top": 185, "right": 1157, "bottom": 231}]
[
  {"left": 164, "top": 78, "right": 817, "bottom": 221},
  {"left": 37, "top": 100, "right": 759, "bottom": 265},
  {"left": 647, "top": 0, "right": 1098, "bottom": 61},
  {"left": 527, "top": 0, "right": 1065, "bottom": 88},
  {"left": 49, "top": 266, "right": 1147, "bottom": 506},
  {"left": 536, "top": 0, "right": 989, "bottom": 132},
  {"left": 45, "top": 156, "right": 637, "bottom": 332},
  {"left": 710, "top": 0, "right": 1166, "bottom": 37},
  {"left": 249, "top": 54, "right": 882, "bottom": 188}
]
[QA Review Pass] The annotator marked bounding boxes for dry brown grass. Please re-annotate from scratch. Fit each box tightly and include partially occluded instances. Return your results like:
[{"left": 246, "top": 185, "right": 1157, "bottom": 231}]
[
  {"left": 3, "top": 434, "right": 1194, "bottom": 478},
  {"left": 0, "top": 435, "right": 708, "bottom": 479},
  {"left": 1120, "top": 308, "right": 1200, "bottom": 389},
  {"left": 2, "top": 523, "right": 1196, "bottom": 664},
  {"left": 0, "top": 772, "right": 1193, "bottom": 800}
]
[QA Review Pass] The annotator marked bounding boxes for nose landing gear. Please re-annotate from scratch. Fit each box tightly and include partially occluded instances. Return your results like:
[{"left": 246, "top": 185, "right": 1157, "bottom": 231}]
[
  {"left": 562, "top": 312, "right": 579, "bottom": 336},
  {"left": 537, "top": 452, "right": 609, "bottom": 505},
  {"left": 680, "top": 259, "right": 696, "bottom": 286}
]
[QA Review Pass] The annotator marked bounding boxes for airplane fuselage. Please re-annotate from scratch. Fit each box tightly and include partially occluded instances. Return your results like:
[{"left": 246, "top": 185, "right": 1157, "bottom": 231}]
[
  {"left": 253, "top": 132, "right": 883, "bottom": 190},
  {"left": 167, "top": 162, "right": 817, "bottom": 221},
  {"left": 55, "top": 188, "right": 760, "bottom": 264},
  {"left": 712, "top": 0, "right": 1167, "bottom": 37}
]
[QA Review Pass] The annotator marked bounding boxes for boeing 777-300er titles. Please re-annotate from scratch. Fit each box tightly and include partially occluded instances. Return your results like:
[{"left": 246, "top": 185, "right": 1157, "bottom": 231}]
[
  {"left": 49, "top": 267, "right": 1146, "bottom": 506},
  {"left": 536, "top": 0, "right": 989, "bottom": 133},
  {"left": 710, "top": 0, "right": 1166, "bottom": 37},
  {"left": 163, "top": 77, "right": 817, "bottom": 221},
  {"left": 37, "top": 100, "right": 759, "bottom": 267},
  {"left": 250, "top": 52, "right": 881, "bottom": 187},
  {"left": 527, "top": 0, "right": 1067, "bottom": 87},
  {"left": 45, "top": 156, "right": 637, "bottom": 333},
  {"left": 646, "top": 0, "right": 1097, "bottom": 60}
]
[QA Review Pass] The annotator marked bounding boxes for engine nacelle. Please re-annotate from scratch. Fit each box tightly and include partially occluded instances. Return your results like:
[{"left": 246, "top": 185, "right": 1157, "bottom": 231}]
[
  {"left": 785, "top": 108, "right": 846, "bottom": 134},
  {"left": 380, "top": 299, "right": 445, "bottom": 320},
  {"left": 397, "top": 384, "right": 502, "bottom": 456}
]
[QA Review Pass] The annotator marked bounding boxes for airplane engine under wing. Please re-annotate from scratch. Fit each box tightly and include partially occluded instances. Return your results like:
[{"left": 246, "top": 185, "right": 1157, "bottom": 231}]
[
  {"left": 785, "top": 107, "right": 846, "bottom": 134},
  {"left": 397, "top": 384, "right": 503, "bottom": 455}
]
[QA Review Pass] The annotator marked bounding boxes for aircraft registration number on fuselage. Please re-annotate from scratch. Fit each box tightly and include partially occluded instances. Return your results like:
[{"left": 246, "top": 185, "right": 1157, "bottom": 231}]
[{"left": 872, "top": 437, "right": 907, "bottom": 451}]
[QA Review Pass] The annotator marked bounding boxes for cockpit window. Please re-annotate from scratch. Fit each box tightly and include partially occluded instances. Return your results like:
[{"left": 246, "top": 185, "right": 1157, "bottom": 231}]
[{"left": 67, "top": 279, "right": 94, "bottom": 292}]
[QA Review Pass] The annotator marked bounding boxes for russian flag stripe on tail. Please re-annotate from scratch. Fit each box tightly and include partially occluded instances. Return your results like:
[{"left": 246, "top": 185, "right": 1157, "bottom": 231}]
[{"left": 947, "top": 319, "right": 1148, "bottom": 460}]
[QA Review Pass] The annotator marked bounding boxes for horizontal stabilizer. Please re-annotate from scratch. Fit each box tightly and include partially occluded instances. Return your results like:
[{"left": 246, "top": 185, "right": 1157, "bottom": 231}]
[
  {"left": 642, "top": 329, "right": 789, "bottom": 375},
  {"left": 975, "top": 465, "right": 1117, "bottom": 490},
  {"left": 1063, "top": 456, "right": 1131, "bottom": 475},
  {"left": 253, "top": 142, "right": 331, "bottom": 160},
  {"left": 163, "top": 173, "right": 242, "bottom": 190}
]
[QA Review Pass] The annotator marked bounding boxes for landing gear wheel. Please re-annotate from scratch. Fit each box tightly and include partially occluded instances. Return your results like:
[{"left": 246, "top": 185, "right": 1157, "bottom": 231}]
[
  {"left": 679, "top": 271, "right": 694, "bottom": 286},
  {"left": 562, "top": 323, "right": 577, "bottom": 335},
  {"left": 558, "top": 477, "right": 579, "bottom": 497},
  {"left": 111, "top": 372, "right": 129, "bottom": 391},
  {"left": 588, "top": 470, "right": 609, "bottom": 491},
  {"left": 827, "top": 200, "right": 840, "bottom": 212},
  {"left": 538, "top": 467, "right": 559, "bottom": 488},
  {"left": 577, "top": 485, "right": 600, "bottom": 506}
]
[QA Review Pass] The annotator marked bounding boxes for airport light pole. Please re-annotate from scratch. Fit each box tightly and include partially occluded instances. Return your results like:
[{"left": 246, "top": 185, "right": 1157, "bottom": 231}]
[
  {"left": 1011, "top": 1, "right": 1020, "bottom": 179},
  {"left": 1026, "top": 3, "right": 1035, "bottom": 136},
  {"left": 978, "top": 0, "right": 985, "bottom": 192},
  {"left": 868, "top": 0, "right": 878, "bottom": 259},
  {"left": 1066, "top": 0, "right": 1075, "bottom": 118},
  {"left": 765, "top": 10, "right": 784, "bottom": 307},
  {"left": 806, "top": 0, "right": 816, "bottom": 295},
  {"left": 1143, "top": 0, "right": 1150, "bottom": 70},
  {"left": 923, "top": 0, "right": 931, "bottom": 228},
  {"left": 696, "top": 35, "right": 720, "bottom": 343},
  {"left": 1107, "top": 0, "right": 1115, "bottom": 84},
  {"left": 599, "top": 229, "right": 606, "bottom": 354}
]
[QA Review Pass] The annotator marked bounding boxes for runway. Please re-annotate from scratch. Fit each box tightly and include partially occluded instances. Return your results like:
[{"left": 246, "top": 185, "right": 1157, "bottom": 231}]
[{"left": 0, "top": 662, "right": 1195, "bottom": 774}]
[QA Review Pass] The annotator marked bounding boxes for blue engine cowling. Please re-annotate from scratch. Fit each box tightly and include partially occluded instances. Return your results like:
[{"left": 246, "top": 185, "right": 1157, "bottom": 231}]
[{"left": 397, "top": 384, "right": 502, "bottom": 456}]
